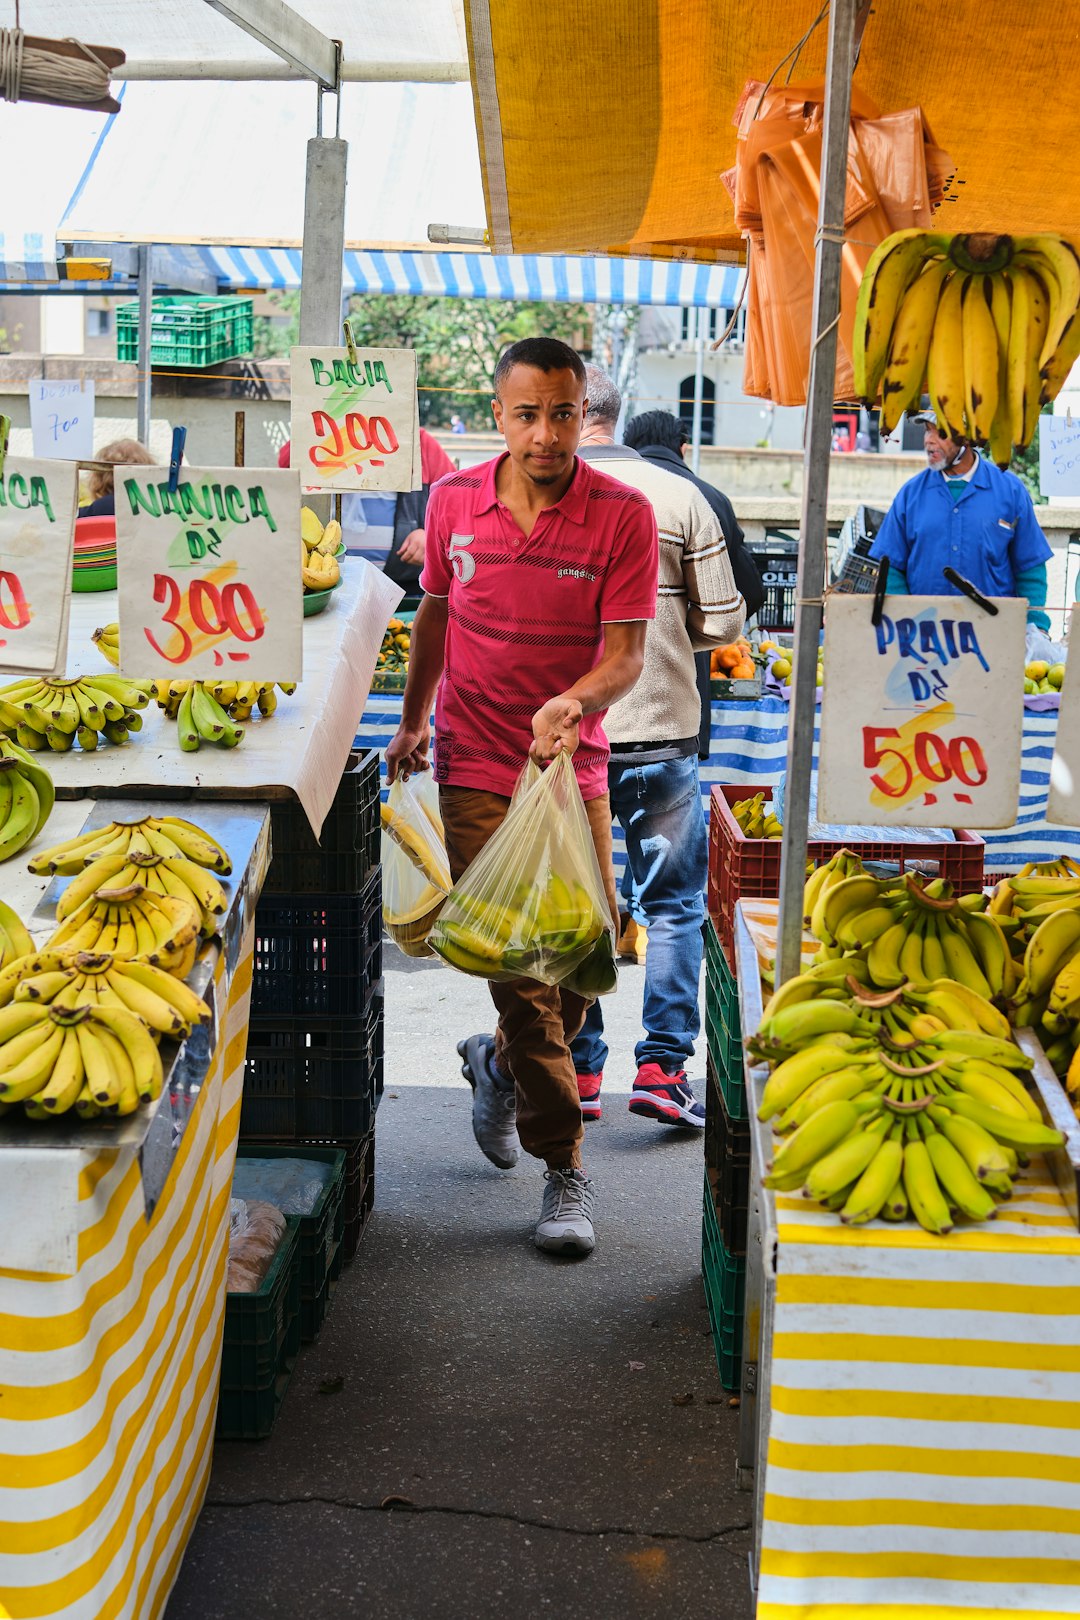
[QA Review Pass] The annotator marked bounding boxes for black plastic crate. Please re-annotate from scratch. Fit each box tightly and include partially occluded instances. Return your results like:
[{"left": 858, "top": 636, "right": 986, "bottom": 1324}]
[
  {"left": 746, "top": 535, "right": 799, "bottom": 632},
  {"left": 241, "top": 986, "right": 384, "bottom": 1141},
  {"left": 264, "top": 751, "right": 381, "bottom": 895},
  {"left": 705, "top": 1059, "right": 751, "bottom": 1256},
  {"left": 234, "top": 1144, "right": 347, "bottom": 1342},
  {"left": 341, "top": 1130, "right": 376, "bottom": 1264},
  {"left": 251, "top": 867, "right": 381, "bottom": 1018},
  {"left": 217, "top": 1215, "right": 301, "bottom": 1440}
]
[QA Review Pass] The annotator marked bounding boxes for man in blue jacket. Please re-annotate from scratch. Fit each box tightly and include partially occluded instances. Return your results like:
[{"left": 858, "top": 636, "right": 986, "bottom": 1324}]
[{"left": 870, "top": 403, "right": 1053, "bottom": 628}]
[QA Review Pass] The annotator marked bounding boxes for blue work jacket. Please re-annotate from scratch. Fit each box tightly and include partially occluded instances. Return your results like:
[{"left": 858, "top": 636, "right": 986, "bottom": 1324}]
[{"left": 869, "top": 456, "right": 1051, "bottom": 597}]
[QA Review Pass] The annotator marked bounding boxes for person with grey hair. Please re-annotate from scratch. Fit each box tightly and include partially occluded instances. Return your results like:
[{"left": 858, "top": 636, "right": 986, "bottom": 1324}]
[{"left": 569, "top": 364, "right": 746, "bottom": 1129}]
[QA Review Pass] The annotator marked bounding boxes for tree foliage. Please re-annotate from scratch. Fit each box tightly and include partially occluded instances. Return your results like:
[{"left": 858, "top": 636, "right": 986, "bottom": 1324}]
[{"left": 344, "top": 294, "right": 590, "bottom": 426}]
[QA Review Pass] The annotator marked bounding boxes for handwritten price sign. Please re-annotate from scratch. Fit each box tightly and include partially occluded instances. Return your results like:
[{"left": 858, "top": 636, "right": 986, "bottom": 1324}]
[
  {"left": 1048, "top": 654, "right": 1080, "bottom": 825},
  {"left": 0, "top": 457, "right": 77, "bottom": 676},
  {"left": 114, "top": 465, "right": 302, "bottom": 680},
  {"left": 817, "top": 594, "right": 1025, "bottom": 828},
  {"left": 290, "top": 346, "right": 421, "bottom": 495}
]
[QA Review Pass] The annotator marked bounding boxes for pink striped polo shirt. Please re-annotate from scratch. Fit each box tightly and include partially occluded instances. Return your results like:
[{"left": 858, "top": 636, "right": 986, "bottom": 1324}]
[{"left": 420, "top": 452, "right": 659, "bottom": 799}]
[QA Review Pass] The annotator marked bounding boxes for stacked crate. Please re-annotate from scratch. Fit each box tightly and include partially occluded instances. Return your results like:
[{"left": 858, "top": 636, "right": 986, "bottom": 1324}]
[
  {"left": 221, "top": 752, "right": 383, "bottom": 1436},
  {"left": 702, "top": 916, "right": 749, "bottom": 1391}
]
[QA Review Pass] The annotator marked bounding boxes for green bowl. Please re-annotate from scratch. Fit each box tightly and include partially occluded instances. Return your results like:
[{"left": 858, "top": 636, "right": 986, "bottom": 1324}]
[
  {"left": 303, "top": 577, "right": 343, "bottom": 617},
  {"left": 72, "top": 562, "right": 118, "bottom": 593}
]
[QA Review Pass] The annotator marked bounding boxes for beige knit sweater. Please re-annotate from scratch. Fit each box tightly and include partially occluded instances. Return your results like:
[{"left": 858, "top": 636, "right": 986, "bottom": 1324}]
[{"left": 578, "top": 445, "right": 746, "bottom": 745}]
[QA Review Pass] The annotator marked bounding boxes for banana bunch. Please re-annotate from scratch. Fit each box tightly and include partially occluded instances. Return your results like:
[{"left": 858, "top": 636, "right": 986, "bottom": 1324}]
[
  {"left": 152, "top": 678, "right": 295, "bottom": 747},
  {"left": 0, "top": 899, "right": 32, "bottom": 970},
  {"left": 301, "top": 509, "right": 342, "bottom": 592},
  {"left": 56, "top": 850, "right": 227, "bottom": 936},
  {"left": 805, "top": 857, "right": 1013, "bottom": 1001},
  {"left": 0, "top": 738, "right": 54, "bottom": 859},
  {"left": 43, "top": 883, "right": 200, "bottom": 975},
  {"left": 29, "top": 814, "right": 230, "bottom": 877},
  {"left": 380, "top": 799, "right": 451, "bottom": 892},
  {"left": 432, "top": 869, "right": 615, "bottom": 995},
  {"left": 91, "top": 623, "right": 121, "bottom": 667},
  {"left": 2, "top": 948, "right": 209, "bottom": 1036},
  {"left": 0, "top": 1001, "right": 163, "bottom": 1120},
  {"left": 854, "top": 229, "right": 1080, "bottom": 460},
  {"left": 755, "top": 979, "right": 1064, "bottom": 1233},
  {"left": 731, "top": 792, "right": 782, "bottom": 839},
  {"left": 0, "top": 675, "right": 151, "bottom": 751}
]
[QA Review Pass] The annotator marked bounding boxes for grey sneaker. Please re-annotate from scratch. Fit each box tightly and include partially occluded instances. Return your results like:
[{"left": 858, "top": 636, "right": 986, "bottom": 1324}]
[
  {"left": 534, "top": 1168, "right": 595, "bottom": 1256},
  {"left": 457, "top": 1034, "right": 520, "bottom": 1169}
]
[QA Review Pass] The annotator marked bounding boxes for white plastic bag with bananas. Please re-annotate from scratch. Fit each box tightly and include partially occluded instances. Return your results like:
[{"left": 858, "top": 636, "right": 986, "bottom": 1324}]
[
  {"left": 430, "top": 752, "right": 616, "bottom": 995},
  {"left": 380, "top": 770, "right": 452, "bottom": 958}
]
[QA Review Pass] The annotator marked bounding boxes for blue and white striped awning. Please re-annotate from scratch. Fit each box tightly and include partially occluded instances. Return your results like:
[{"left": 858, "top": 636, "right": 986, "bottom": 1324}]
[{"left": 194, "top": 247, "right": 745, "bottom": 308}]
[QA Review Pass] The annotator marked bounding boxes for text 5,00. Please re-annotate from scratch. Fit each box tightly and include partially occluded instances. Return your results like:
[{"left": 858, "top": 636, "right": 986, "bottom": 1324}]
[
  {"left": 863, "top": 726, "right": 989, "bottom": 798},
  {"left": 144, "top": 574, "right": 264, "bottom": 663}
]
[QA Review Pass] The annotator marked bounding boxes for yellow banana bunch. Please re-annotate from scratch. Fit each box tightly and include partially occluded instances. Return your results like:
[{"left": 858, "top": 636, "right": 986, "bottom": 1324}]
[
  {"left": 0, "top": 738, "right": 54, "bottom": 860},
  {"left": 0, "top": 899, "right": 32, "bottom": 971},
  {"left": 91, "top": 622, "right": 121, "bottom": 667},
  {"left": 0, "top": 999, "right": 165, "bottom": 1119},
  {"left": 7, "top": 948, "right": 209, "bottom": 1036},
  {"left": 0, "top": 675, "right": 152, "bottom": 752},
  {"left": 56, "top": 849, "right": 228, "bottom": 937},
  {"left": 432, "top": 866, "right": 613, "bottom": 992},
  {"left": 153, "top": 679, "right": 294, "bottom": 740},
  {"left": 731, "top": 792, "right": 782, "bottom": 839},
  {"left": 854, "top": 229, "right": 1080, "bottom": 460},
  {"left": 29, "top": 814, "right": 231, "bottom": 876},
  {"left": 44, "top": 883, "right": 200, "bottom": 975},
  {"left": 301, "top": 509, "right": 344, "bottom": 591},
  {"left": 757, "top": 977, "right": 1063, "bottom": 1231}
]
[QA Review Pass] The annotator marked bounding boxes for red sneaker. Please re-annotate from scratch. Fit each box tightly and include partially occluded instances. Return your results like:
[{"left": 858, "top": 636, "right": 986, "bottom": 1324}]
[
  {"left": 576, "top": 1072, "right": 604, "bottom": 1121},
  {"left": 629, "top": 1062, "right": 705, "bottom": 1129}
]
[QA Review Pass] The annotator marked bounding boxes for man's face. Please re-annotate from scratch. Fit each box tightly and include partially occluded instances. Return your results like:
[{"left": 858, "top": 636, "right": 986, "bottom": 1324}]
[
  {"left": 491, "top": 366, "right": 586, "bottom": 486},
  {"left": 924, "top": 423, "right": 965, "bottom": 470}
]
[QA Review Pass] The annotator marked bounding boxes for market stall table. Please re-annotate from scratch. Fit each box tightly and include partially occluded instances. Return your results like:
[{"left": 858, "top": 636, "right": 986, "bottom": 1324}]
[
  {"left": 51, "top": 557, "right": 400, "bottom": 835},
  {"left": 731, "top": 902, "right": 1080, "bottom": 1619},
  {"left": 0, "top": 799, "right": 270, "bottom": 1620}
]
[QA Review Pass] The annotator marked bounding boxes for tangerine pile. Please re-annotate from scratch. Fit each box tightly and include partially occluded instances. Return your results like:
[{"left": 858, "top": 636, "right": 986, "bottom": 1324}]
[{"left": 710, "top": 638, "right": 756, "bottom": 680}]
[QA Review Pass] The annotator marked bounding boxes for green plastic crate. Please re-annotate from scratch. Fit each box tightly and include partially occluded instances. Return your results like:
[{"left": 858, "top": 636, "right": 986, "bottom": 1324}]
[
  {"left": 217, "top": 1215, "right": 301, "bottom": 1440},
  {"left": 702, "top": 1175, "right": 746, "bottom": 1392},
  {"left": 704, "top": 917, "right": 746, "bottom": 1120},
  {"left": 117, "top": 295, "right": 254, "bottom": 367},
  {"left": 235, "top": 1144, "right": 347, "bottom": 1343}
]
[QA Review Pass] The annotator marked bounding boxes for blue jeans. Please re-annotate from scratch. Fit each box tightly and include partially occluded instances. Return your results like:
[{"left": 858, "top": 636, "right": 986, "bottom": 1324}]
[{"left": 571, "top": 754, "right": 706, "bottom": 1076}]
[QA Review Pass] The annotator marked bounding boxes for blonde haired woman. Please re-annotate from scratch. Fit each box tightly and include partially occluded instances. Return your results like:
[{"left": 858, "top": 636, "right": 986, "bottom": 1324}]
[{"left": 83, "top": 438, "right": 156, "bottom": 517}]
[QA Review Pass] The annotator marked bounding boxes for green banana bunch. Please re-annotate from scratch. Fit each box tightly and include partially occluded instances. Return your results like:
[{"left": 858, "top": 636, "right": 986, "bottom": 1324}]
[{"left": 0, "top": 737, "right": 54, "bottom": 860}]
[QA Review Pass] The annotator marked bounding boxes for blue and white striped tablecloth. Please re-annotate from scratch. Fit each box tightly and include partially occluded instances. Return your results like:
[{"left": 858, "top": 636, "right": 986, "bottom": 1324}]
[{"left": 357, "top": 694, "right": 1080, "bottom": 878}]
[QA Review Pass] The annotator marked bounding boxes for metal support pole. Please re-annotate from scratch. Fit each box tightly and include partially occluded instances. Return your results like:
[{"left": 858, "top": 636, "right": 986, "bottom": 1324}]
[
  {"left": 136, "top": 243, "right": 153, "bottom": 446},
  {"left": 298, "top": 135, "right": 348, "bottom": 519},
  {"left": 690, "top": 305, "right": 705, "bottom": 474},
  {"left": 774, "top": 0, "right": 860, "bottom": 988}
]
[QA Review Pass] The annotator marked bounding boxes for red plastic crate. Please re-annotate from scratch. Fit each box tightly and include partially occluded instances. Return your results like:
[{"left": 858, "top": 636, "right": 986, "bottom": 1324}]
[{"left": 707, "top": 785, "right": 985, "bottom": 964}]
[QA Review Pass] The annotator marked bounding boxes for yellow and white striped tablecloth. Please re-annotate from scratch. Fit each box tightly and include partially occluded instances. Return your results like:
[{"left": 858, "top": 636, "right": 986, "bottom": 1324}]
[
  {"left": 0, "top": 931, "right": 254, "bottom": 1620},
  {"left": 756, "top": 1166, "right": 1080, "bottom": 1620}
]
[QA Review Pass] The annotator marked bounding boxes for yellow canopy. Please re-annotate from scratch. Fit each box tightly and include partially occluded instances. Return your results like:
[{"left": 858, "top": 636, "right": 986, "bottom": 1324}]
[{"left": 464, "top": 0, "right": 1079, "bottom": 261}]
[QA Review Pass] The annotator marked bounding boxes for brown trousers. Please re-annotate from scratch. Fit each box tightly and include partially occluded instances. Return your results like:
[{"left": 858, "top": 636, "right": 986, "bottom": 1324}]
[{"left": 439, "top": 784, "right": 620, "bottom": 1171}]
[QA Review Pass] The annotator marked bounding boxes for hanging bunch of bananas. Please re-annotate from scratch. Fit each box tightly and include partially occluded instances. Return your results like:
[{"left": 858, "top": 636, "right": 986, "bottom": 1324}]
[
  {"left": 56, "top": 849, "right": 227, "bottom": 937},
  {"left": 44, "top": 883, "right": 200, "bottom": 972},
  {"left": 0, "top": 1000, "right": 165, "bottom": 1120},
  {"left": 752, "top": 977, "right": 1064, "bottom": 1233},
  {"left": 804, "top": 852, "right": 1011, "bottom": 999},
  {"left": 0, "top": 675, "right": 152, "bottom": 751},
  {"left": 854, "top": 229, "right": 1080, "bottom": 460},
  {"left": 91, "top": 623, "right": 121, "bottom": 667},
  {"left": 0, "top": 737, "right": 54, "bottom": 860},
  {"left": 301, "top": 508, "right": 343, "bottom": 593},
  {"left": 0, "top": 899, "right": 31, "bottom": 970},
  {"left": 731, "top": 792, "right": 782, "bottom": 839},
  {"left": 29, "top": 814, "right": 230, "bottom": 877},
  {"left": 152, "top": 678, "right": 296, "bottom": 749}
]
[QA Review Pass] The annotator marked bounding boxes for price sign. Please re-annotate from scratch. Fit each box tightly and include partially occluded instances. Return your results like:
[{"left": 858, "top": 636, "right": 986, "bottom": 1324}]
[
  {"left": 0, "top": 456, "right": 77, "bottom": 676},
  {"left": 1038, "top": 413, "right": 1080, "bottom": 498},
  {"left": 114, "top": 465, "right": 302, "bottom": 680},
  {"left": 1048, "top": 654, "right": 1080, "bottom": 824},
  {"left": 290, "top": 346, "right": 420, "bottom": 495},
  {"left": 817, "top": 594, "right": 1025, "bottom": 828},
  {"left": 28, "top": 378, "right": 94, "bottom": 462}
]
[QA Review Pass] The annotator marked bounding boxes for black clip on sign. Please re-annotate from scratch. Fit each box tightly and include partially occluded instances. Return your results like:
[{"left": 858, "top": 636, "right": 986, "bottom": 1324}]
[
  {"left": 870, "top": 554, "right": 890, "bottom": 627},
  {"left": 942, "top": 566, "right": 999, "bottom": 616}
]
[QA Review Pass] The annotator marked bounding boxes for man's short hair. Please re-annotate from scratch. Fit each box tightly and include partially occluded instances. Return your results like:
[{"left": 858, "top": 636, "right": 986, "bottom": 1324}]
[
  {"left": 623, "top": 409, "right": 687, "bottom": 453},
  {"left": 582, "top": 365, "right": 622, "bottom": 425},
  {"left": 493, "top": 337, "right": 586, "bottom": 397}
]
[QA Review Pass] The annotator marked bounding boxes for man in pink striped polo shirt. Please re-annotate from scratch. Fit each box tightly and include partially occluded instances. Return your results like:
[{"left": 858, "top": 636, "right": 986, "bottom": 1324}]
[{"left": 386, "top": 337, "right": 659, "bottom": 1258}]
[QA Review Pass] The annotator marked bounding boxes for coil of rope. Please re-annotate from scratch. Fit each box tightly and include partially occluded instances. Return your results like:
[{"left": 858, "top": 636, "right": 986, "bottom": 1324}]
[{"left": 0, "top": 28, "right": 114, "bottom": 106}]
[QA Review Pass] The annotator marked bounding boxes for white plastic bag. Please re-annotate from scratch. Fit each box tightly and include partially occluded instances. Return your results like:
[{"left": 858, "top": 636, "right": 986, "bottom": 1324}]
[{"left": 381, "top": 769, "right": 451, "bottom": 957}]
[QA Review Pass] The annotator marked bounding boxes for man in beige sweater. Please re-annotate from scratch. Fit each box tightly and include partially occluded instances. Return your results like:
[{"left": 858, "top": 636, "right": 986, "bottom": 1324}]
[{"left": 570, "top": 366, "right": 746, "bottom": 1126}]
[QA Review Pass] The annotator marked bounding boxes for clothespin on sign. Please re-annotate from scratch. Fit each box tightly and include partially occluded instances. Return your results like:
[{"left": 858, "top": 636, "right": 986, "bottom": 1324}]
[
  {"left": 342, "top": 319, "right": 358, "bottom": 366},
  {"left": 167, "top": 425, "right": 187, "bottom": 495},
  {"left": 0, "top": 416, "right": 9, "bottom": 480},
  {"left": 870, "top": 555, "right": 890, "bottom": 627},
  {"left": 943, "top": 565, "right": 999, "bottom": 616}
]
